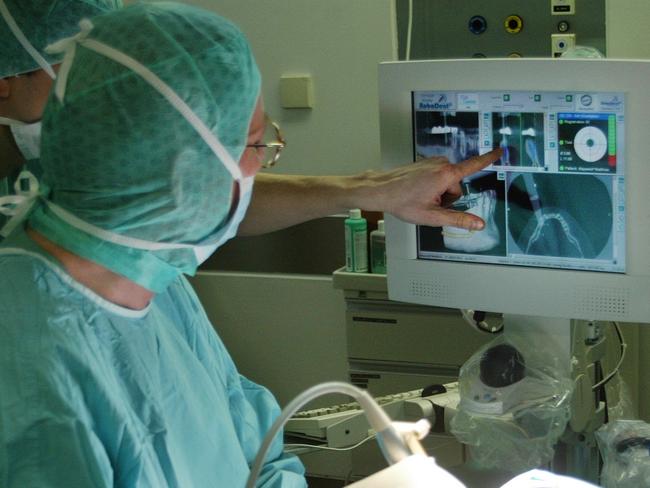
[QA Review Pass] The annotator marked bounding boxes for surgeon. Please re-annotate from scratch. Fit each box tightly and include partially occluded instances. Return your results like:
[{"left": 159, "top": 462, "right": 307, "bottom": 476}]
[
  {"left": 0, "top": 0, "right": 123, "bottom": 229},
  {"left": 0, "top": 0, "right": 495, "bottom": 239},
  {"left": 0, "top": 2, "right": 499, "bottom": 487},
  {"left": 0, "top": 4, "right": 309, "bottom": 485}
]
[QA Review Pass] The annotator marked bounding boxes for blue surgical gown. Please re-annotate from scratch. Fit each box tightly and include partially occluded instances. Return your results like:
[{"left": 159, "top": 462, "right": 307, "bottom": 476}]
[{"left": 0, "top": 226, "right": 306, "bottom": 487}]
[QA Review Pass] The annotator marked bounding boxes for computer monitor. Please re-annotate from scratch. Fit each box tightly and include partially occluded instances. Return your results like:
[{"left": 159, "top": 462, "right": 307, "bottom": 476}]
[{"left": 380, "top": 59, "right": 650, "bottom": 322}]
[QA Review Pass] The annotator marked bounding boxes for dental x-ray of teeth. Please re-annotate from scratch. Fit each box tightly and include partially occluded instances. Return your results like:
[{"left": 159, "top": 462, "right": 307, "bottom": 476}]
[
  {"left": 415, "top": 111, "right": 480, "bottom": 164},
  {"left": 418, "top": 172, "right": 507, "bottom": 256},
  {"left": 492, "top": 112, "right": 545, "bottom": 168}
]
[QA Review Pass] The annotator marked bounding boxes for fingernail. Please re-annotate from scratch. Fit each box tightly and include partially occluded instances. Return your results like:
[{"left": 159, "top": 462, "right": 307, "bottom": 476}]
[{"left": 471, "top": 220, "right": 484, "bottom": 230}]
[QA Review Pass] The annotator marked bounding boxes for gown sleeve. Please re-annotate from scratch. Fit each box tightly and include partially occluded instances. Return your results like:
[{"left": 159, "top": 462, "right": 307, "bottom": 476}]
[{"left": 177, "top": 277, "right": 307, "bottom": 487}]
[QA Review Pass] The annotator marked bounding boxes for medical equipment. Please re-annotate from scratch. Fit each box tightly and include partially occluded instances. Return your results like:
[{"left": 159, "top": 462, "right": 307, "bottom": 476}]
[
  {"left": 393, "top": 1, "right": 606, "bottom": 59},
  {"left": 248, "top": 381, "right": 467, "bottom": 488},
  {"left": 381, "top": 58, "right": 644, "bottom": 323},
  {"left": 450, "top": 334, "right": 572, "bottom": 472},
  {"left": 286, "top": 387, "right": 424, "bottom": 445},
  {"left": 596, "top": 420, "right": 650, "bottom": 488},
  {"left": 278, "top": 270, "right": 491, "bottom": 482},
  {"left": 285, "top": 384, "right": 458, "bottom": 448},
  {"left": 333, "top": 270, "right": 494, "bottom": 394},
  {"left": 379, "top": 57, "right": 647, "bottom": 482},
  {"left": 416, "top": 113, "right": 480, "bottom": 164},
  {"left": 255, "top": 381, "right": 597, "bottom": 487}
]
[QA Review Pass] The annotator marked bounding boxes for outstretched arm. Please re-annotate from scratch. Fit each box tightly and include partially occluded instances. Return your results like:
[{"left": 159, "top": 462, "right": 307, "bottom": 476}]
[{"left": 238, "top": 149, "right": 502, "bottom": 236}]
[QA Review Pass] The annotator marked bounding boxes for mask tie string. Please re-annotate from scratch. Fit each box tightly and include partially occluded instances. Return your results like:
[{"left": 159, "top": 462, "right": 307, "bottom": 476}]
[{"left": 0, "top": 170, "right": 41, "bottom": 239}]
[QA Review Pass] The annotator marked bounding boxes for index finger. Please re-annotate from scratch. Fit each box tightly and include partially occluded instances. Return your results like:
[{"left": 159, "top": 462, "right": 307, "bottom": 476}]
[{"left": 452, "top": 148, "right": 503, "bottom": 179}]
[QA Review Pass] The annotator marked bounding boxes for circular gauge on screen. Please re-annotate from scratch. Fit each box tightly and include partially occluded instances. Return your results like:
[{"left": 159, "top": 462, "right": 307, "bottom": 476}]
[{"left": 573, "top": 126, "right": 608, "bottom": 163}]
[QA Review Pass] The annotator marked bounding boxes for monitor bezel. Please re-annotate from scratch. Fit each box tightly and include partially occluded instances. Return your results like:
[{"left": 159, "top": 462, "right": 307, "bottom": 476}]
[{"left": 380, "top": 58, "right": 650, "bottom": 322}]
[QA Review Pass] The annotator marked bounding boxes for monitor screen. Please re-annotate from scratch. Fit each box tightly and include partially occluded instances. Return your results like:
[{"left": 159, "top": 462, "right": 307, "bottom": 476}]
[
  {"left": 412, "top": 90, "right": 625, "bottom": 274},
  {"left": 379, "top": 59, "right": 650, "bottom": 321}
]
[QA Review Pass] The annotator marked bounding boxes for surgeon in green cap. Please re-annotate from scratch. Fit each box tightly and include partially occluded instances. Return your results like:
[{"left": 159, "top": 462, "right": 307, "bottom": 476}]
[
  {"left": 0, "top": 2, "right": 307, "bottom": 486},
  {"left": 0, "top": 0, "right": 123, "bottom": 228},
  {"left": 0, "top": 1, "right": 500, "bottom": 486},
  {"left": 0, "top": 0, "right": 499, "bottom": 239}
]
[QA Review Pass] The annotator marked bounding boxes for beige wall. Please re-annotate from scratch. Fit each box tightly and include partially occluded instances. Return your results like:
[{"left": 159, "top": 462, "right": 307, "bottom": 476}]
[
  {"left": 607, "top": 0, "right": 650, "bottom": 58},
  {"left": 126, "top": 0, "right": 398, "bottom": 177}
]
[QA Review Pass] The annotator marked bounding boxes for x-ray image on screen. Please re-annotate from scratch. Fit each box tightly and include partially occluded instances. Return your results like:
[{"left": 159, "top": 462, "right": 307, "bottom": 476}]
[
  {"left": 418, "top": 171, "right": 506, "bottom": 256},
  {"left": 492, "top": 112, "right": 545, "bottom": 167},
  {"left": 415, "top": 111, "right": 480, "bottom": 163},
  {"left": 410, "top": 88, "right": 625, "bottom": 273},
  {"left": 506, "top": 173, "right": 614, "bottom": 260}
]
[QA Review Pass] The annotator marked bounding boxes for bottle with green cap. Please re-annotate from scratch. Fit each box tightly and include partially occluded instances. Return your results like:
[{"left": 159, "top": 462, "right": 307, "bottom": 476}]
[
  {"left": 370, "top": 219, "right": 386, "bottom": 274},
  {"left": 345, "top": 208, "right": 368, "bottom": 272}
]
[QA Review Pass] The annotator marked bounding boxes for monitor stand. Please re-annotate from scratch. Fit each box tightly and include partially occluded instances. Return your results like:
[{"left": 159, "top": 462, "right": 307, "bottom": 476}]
[{"left": 503, "top": 314, "right": 607, "bottom": 484}]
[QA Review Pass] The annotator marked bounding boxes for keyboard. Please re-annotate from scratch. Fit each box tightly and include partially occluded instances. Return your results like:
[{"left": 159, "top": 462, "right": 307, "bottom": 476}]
[{"left": 285, "top": 388, "right": 424, "bottom": 447}]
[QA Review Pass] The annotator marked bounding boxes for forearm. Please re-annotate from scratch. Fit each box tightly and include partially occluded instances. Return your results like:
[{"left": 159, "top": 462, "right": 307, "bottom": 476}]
[
  {"left": 238, "top": 172, "right": 378, "bottom": 236},
  {"left": 238, "top": 150, "right": 501, "bottom": 236}
]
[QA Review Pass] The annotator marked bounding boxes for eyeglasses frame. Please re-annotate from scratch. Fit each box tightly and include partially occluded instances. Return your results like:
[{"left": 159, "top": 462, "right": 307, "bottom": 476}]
[{"left": 246, "top": 118, "right": 285, "bottom": 168}]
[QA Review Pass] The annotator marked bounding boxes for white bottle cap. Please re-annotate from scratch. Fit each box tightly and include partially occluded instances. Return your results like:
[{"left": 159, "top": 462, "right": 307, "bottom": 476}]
[
  {"left": 349, "top": 208, "right": 362, "bottom": 219},
  {"left": 377, "top": 220, "right": 385, "bottom": 232}
]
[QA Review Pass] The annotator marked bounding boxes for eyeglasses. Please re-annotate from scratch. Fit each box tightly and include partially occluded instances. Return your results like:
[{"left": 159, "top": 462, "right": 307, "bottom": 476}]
[{"left": 246, "top": 117, "right": 285, "bottom": 168}]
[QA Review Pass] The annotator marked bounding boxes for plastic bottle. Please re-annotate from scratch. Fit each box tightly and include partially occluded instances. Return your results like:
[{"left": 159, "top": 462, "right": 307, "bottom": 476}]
[
  {"left": 370, "top": 219, "right": 386, "bottom": 274},
  {"left": 345, "top": 209, "right": 368, "bottom": 272}
]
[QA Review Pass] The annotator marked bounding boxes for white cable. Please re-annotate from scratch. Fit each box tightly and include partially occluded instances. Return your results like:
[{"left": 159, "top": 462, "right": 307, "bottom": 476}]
[
  {"left": 0, "top": 0, "right": 56, "bottom": 79},
  {"left": 285, "top": 434, "right": 377, "bottom": 453},
  {"left": 592, "top": 321, "right": 626, "bottom": 391},
  {"left": 0, "top": 170, "right": 40, "bottom": 238},
  {"left": 405, "top": 0, "right": 413, "bottom": 61},
  {"left": 245, "top": 382, "right": 410, "bottom": 488}
]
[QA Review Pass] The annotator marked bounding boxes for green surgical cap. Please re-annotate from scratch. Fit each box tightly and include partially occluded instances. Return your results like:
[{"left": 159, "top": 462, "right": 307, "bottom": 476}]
[
  {"left": 0, "top": 0, "right": 123, "bottom": 78},
  {"left": 31, "top": 1, "right": 261, "bottom": 291}
]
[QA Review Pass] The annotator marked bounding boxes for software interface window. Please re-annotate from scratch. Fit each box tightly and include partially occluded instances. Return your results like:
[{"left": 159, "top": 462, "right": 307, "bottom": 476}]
[{"left": 413, "top": 90, "right": 625, "bottom": 273}]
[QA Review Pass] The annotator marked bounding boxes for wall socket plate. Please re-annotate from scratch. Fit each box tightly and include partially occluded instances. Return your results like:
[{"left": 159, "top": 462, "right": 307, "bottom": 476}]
[{"left": 551, "top": 33, "right": 576, "bottom": 57}]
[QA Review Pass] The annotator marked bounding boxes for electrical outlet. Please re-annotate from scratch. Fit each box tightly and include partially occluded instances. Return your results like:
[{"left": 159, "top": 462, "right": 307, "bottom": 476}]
[{"left": 551, "top": 33, "right": 576, "bottom": 57}]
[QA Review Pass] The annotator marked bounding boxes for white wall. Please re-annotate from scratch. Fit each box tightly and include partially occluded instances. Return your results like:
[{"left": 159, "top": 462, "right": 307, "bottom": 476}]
[
  {"left": 607, "top": 0, "right": 650, "bottom": 58},
  {"left": 132, "top": 0, "right": 398, "bottom": 176}
]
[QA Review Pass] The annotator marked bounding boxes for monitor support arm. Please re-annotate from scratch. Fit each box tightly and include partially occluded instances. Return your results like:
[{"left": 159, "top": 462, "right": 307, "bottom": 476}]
[{"left": 504, "top": 315, "right": 608, "bottom": 484}]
